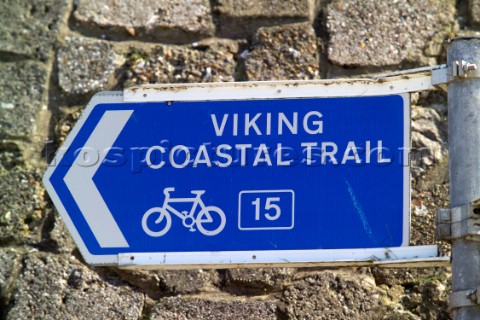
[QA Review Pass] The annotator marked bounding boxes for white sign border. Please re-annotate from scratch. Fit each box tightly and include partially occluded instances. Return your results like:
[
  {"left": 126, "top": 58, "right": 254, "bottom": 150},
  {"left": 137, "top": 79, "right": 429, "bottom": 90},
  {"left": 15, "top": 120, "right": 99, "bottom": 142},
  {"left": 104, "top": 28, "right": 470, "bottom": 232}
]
[
  {"left": 44, "top": 84, "right": 412, "bottom": 267},
  {"left": 118, "top": 245, "right": 444, "bottom": 269}
]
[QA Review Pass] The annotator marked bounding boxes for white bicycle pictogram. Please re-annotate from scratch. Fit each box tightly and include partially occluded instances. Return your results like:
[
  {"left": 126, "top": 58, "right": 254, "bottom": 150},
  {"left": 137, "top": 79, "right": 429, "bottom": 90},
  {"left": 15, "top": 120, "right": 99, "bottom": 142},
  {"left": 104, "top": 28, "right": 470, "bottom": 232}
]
[{"left": 141, "top": 187, "right": 226, "bottom": 237}]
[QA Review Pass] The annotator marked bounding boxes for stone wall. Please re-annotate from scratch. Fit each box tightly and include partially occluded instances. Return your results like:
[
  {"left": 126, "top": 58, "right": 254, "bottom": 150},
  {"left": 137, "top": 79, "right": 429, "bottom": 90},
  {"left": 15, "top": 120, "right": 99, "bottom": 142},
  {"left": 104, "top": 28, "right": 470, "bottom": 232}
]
[{"left": 0, "top": 0, "right": 475, "bottom": 318}]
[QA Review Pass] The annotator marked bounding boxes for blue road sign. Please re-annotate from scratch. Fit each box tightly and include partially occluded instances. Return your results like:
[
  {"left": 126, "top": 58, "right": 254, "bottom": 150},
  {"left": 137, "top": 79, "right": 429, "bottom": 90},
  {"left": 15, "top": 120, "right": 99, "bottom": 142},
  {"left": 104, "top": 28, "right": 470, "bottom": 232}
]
[{"left": 43, "top": 89, "right": 410, "bottom": 266}]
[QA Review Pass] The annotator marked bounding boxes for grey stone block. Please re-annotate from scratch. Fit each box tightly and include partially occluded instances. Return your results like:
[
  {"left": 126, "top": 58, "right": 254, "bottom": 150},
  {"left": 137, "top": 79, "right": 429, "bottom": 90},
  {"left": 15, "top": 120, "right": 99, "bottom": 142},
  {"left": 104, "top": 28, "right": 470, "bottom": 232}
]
[
  {"left": 0, "top": 62, "right": 47, "bottom": 139},
  {"left": 149, "top": 296, "right": 277, "bottom": 320},
  {"left": 282, "top": 271, "right": 383, "bottom": 319},
  {"left": 327, "top": 0, "right": 456, "bottom": 67},
  {"left": 73, "top": 0, "right": 215, "bottom": 43},
  {"left": 6, "top": 253, "right": 144, "bottom": 320},
  {"left": 57, "top": 36, "right": 123, "bottom": 95},
  {"left": 0, "top": 0, "right": 69, "bottom": 61},
  {"left": 226, "top": 267, "right": 294, "bottom": 291},
  {"left": 113, "top": 268, "right": 219, "bottom": 298},
  {"left": 124, "top": 41, "right": 238, "bottom": 86},
  {"left": 160, "top": 269, "right": 220, "bottom": 294},
  {"left": 215, "top": 0, "right": 317, "bottom": 38},
  {"left": 244, "top": 23, "right": 319, "bottom": 81}
]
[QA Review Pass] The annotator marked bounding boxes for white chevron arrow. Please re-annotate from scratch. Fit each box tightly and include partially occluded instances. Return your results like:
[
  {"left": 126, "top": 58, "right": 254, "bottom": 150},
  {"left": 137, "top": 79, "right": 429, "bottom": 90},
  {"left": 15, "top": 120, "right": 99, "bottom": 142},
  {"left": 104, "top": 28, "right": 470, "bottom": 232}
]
[{"left": 64, "top": 110, "right": 133, "bottom": 248}]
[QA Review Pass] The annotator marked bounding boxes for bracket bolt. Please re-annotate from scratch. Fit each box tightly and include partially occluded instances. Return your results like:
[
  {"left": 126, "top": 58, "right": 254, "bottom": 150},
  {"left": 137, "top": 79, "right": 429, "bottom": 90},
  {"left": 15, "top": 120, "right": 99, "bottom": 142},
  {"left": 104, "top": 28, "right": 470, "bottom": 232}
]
[{"left": 463, "top": 63, "right": 477, "bottom": 73}]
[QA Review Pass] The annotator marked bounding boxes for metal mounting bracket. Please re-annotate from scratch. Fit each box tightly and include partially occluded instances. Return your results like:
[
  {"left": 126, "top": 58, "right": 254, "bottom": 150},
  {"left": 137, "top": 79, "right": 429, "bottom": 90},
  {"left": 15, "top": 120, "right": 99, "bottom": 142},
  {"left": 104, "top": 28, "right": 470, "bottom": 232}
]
[
  {"left": 431, "top": 60, "right": 480, "bottom": 86},
  {"left": 436, "top": 199, "right": 480, "bottom": 241}
]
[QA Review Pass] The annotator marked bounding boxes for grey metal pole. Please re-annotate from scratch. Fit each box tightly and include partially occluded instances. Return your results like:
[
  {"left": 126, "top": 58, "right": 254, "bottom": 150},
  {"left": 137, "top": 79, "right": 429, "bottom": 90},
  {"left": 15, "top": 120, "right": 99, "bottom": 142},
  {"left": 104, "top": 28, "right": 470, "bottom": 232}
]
[{"left": 447, "top": 36, "right": 480, "bottom": 319}]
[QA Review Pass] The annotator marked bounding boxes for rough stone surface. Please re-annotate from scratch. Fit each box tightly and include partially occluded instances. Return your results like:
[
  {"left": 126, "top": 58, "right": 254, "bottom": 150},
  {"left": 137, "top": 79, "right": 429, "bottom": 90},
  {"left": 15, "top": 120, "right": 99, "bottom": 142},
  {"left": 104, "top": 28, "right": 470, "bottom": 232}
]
[
  {"left": 0, "top": 248, "right": 22, "bottom": 314},
  {"left": 281, "top": 271, "right": 383, "bottom": 319},
  {"left": 0, "top": 168, "right": 46, "bottom": 245},
  {"left": 113, "top": 268, "right": 219, "bottom": 298},
  {"left": 0, "top": 62, "right": 48, "bottom": 139},
  {"left": 470, "top": 0, "right": 480, "bottom": 26},
  {"left": 47, "top": 214, "right": 77, "bottom": 254},
  {"left": 370, "top": 237, "right": 451, "bottom": 317},
  {"left": 215, "top": 0, "right": 316, "bottom": 38},
  {"left": 411, "top": 182, "right": 450, "bottom": 249},
  {"left": 74, "top": 0, "right": 214, "bottom": 42},
  {"left": 149, "top": 295, "right": 277, "bottom": 319},
  {"left": 160, "top": 270, "right": 220, "bottom": 294},
  {"left": 381, "top": 307, "right": 421, "bottom": 320},
  {"left": 411, "top": 106, "right": 448, "bottom": 179},
  {"left": 408, "top": 93, "right": 450, "bottom": 250},
  {"left": 0, "top": 0, "right": 68, "bottom": 61},
  {"left": 124, "top": 41, "right": 238, "bottom": 86},
  {"left": 244, "top": 23, "right": 319, "bottom": 80},
  {"left": 0, "top": 141, "right": 24, "bottom": 173},
  {"left": 54, "top": 106, "right": 83, "bottom": 146},
  {"left": 6, "top": 253, "right": 144, "bottom": 319},
  {"left": 401, "top": 279, "right": 450, "bottom": 319},
  {"left": 111, "top": 268, "right": 163, "bottom": 299},
  {"left": 372, "top": 268, "right": 419, "bottom": 288},
  {"left": 226, "top": 268, "right": 294, "bottom": 292},
  {"left": 327, "top": 0, "right": 456, "bottom": 67},
  {"left": 57, "top": 37, "right": 123, "bottom": 95}
]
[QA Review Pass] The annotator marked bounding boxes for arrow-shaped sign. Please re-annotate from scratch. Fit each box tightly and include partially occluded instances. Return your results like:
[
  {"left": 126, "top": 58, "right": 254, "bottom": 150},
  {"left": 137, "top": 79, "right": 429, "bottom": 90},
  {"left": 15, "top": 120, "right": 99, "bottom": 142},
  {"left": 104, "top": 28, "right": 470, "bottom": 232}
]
[{"left": 42, "top": 85, "right": 431, "bottom": 268}]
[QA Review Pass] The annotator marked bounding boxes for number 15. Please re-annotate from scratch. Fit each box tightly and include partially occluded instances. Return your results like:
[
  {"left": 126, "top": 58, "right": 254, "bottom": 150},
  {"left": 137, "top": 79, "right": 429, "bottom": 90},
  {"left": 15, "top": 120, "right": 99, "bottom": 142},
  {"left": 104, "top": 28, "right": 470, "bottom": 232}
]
[{"left": 251, "top": 197, "right": 281, "bottom": 221}]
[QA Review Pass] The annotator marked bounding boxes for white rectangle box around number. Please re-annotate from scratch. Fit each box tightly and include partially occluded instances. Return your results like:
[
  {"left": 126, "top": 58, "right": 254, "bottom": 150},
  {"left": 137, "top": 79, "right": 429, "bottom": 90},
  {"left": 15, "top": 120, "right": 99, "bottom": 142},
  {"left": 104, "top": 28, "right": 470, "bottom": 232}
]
[{"left": 238, "top": 190, "right": 295, "bottom": 230}]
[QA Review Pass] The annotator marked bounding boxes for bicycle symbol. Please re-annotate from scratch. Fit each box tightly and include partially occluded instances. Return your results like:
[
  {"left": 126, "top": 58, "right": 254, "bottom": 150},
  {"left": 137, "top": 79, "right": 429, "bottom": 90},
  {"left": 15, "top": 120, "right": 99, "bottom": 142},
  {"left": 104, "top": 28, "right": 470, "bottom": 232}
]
[{"left": 141, "top": 187, "right": 226, "bottom": 237}]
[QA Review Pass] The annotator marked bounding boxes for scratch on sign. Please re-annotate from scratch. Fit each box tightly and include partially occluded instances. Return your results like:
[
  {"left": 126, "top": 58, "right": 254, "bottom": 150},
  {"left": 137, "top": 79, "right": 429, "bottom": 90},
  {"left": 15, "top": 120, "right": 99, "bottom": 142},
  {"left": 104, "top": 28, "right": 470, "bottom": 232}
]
[{"left": 345, "top": 180, "right": 377, "bottom": 245}]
